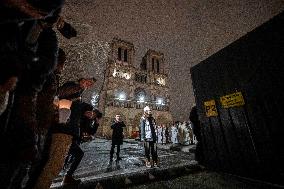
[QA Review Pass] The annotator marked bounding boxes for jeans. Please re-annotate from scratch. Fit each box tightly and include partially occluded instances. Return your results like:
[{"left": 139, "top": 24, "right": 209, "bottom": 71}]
[
  {"left": 144, "top": 141, "right": 158, "bottom": 162},
  {"left": 110, "top": 144, "right": 121, "bottom": 160}
]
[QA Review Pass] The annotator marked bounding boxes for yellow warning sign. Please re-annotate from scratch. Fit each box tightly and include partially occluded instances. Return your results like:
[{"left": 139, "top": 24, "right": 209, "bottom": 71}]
[
  {"left": 204, "top": 100, "right": 218, "bottom": 117},
  {"left": 220, "top": 92, "right": 245, "bottom": 108}
]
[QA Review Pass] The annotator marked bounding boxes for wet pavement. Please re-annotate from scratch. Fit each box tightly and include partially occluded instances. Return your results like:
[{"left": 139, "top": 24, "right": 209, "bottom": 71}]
[
  {"left": 51, "top": 138, "right": 198, "bottom": 188},
  {"left": 50, "top": 139, "right": 281, "bottom": 189},
  {"left": 126, "top": 171, "right": 283, "bottom": 189}
]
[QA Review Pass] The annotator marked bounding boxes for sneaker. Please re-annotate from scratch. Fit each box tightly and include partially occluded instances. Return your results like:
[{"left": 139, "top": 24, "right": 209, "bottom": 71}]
[
  {"left": 145, "top": 160, "right": 151, "bottom": 168},
  {"left": 61, "top": 175, "right": 81, "bottom": 186}
]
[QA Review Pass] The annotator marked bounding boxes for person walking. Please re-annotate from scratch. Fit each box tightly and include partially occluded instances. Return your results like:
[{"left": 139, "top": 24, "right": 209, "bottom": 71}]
[{"left": 109, "top": 114, "right": 126, "bottom": 163}]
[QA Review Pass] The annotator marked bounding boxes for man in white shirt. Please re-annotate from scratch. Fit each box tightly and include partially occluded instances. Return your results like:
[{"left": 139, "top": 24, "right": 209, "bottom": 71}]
[{"left": 140, "top": 106, "right": 159, "bottom": 168}]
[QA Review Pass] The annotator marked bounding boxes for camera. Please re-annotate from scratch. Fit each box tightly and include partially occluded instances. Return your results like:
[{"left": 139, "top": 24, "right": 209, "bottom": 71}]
[{"left": 57, "top": 20, "right": 77, "bottom": 39}]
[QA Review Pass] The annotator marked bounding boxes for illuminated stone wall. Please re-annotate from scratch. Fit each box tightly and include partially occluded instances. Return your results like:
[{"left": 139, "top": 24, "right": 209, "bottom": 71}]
[{"left": 97, "top": 38, "right": 173, "bottom": 138}]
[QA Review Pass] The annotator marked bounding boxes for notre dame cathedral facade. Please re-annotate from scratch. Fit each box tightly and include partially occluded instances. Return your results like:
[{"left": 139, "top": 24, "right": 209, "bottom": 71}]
[{"left": 97, "top": 38, "right": 173, "bottom": 138}]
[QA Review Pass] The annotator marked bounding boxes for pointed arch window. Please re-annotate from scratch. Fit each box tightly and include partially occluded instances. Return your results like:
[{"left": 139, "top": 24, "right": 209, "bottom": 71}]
[
  {"left": 124, "top": 49, "right": 128, "bottom": 62},
  {"left": 118, "top": 47, "right": 122, "bottom": 61},
  {"left": 156, "top": 59, "right": 160, "bottom": 73}
]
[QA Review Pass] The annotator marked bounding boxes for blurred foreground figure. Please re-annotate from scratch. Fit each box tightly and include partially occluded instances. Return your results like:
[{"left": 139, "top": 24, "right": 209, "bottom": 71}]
[
  {"left": 0, "top": 1, "right": 55, "bottom": 188},
  {"left": 0, "top": 66, "right": 19, "bottom": 116},
  {"left": 26, "top": 48, "right": 73, "bottom": 189},
  {"left": 0, "top": 0, "right": 78, "bottom": 187},
  {"left": 62, "top": 104, "right": 102, "bottom": 186}
]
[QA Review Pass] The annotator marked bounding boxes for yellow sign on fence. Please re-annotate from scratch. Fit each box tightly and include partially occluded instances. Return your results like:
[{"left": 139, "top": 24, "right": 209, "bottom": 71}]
[
  {"left": 220, "top": 92, "right": 245, "bottom": 108},
  {"left": 204, "top": 100, "right": 218, "bottom": 117}
]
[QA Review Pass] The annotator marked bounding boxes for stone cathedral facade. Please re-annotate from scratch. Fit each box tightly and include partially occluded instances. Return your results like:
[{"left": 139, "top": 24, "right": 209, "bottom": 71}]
[{"left": 97, "top": 38, "right": 173, "bottom": 138}]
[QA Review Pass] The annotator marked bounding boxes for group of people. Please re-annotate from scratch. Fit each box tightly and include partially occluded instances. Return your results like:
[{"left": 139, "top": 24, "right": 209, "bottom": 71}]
[
  {"left": 109, "top": 105, "right": 202, "bottom": 169},
  {"left": 0, "top": 2, "right": 204, "bottom": 188},
  {"left": 170, "top": 121, "right": 197, "bottom": 145},
  {"left": 152, "top": 121, "right": 197, "bottom": 145},
  {"left": 0, "top": 1, "right": 103, "bottom": 188},
  {"left": 108, "top": 106, "right": 159, "bottom": 168}
]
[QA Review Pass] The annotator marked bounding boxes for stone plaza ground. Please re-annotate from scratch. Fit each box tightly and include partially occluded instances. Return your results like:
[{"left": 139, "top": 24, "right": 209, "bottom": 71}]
[{"left": 51, "top": 139, "right": 283, "bottom": 189}]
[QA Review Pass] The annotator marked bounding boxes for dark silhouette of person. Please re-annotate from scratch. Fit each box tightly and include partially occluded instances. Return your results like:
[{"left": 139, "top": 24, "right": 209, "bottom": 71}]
[
  {"left": 189, "top": 105, "right": 204, "bottom": 164},
  {"left": 110, "top": 114, "right": 126, "bottom": 163}
]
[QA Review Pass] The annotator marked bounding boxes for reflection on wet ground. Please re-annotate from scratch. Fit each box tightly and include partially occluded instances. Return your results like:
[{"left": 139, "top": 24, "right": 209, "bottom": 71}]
[
  {"left": 51, "top": 138, "right": 196, "bottom": 188},
  {"left": 51, "top": 139, "right": 280, "bottom": 189}
]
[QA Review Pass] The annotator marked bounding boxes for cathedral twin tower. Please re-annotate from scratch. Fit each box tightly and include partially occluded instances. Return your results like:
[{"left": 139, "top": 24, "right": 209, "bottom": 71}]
[{"left": 98, "top": 38, "right": 173, "bottom": 138}]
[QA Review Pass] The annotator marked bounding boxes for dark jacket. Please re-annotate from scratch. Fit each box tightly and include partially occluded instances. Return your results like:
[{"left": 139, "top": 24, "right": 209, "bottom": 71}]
[
  {"left": 80, "top": 109, "right": 102, "bottom": 137},
  {"left": 111, "top": 121, "right": 126, "bottom": 145},
  {"left": 189, "top": 106, "right": 201, "bottom": 141},
  {"left": 53, "top": 81, "right": 85, "bottom": 138},
  {"left": 57, "top": 81, "right": 81, "bottom": 135},
  {"left": 58, "top": 81, "right": 83, "bottom": 101}
]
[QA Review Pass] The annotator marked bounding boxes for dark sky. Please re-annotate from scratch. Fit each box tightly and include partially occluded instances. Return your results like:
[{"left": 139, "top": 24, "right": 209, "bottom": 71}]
[{"left": 61, "top": 0, "right": 284, "bottom": 120}]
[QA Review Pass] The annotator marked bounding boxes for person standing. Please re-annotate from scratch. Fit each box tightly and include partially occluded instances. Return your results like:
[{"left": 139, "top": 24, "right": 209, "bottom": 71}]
[
  {"left": 171, "top": 124, "right": 178, "bottom": 144},
  {"left": 165, "top": 125, "right": 170, "bottom": 144},
  {"left": 110, "top": 114, "right": 126, "bottom": 163},
  {"left": 140, "top": 106, "right": 158, "bottom": 168},
  {"left": 189, "top": 105, "right": 204, "bottom": 164},
  {"left": 157, "top": 125, "right": 162, "bottom": 144}
]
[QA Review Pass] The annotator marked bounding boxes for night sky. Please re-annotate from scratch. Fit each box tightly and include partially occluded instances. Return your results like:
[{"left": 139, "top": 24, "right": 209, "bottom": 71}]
[{"left": 60, "top": 0, "right": 284, "bottom": 120}]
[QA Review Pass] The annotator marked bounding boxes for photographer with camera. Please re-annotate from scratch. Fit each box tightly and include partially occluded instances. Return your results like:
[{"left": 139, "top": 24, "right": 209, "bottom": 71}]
[
  {"left": 80, "top": 108, "right": 102, "bottom": 143},
  {"left": 54, "top": 77, "right": 95, "bottom": 186},
  {"left": 109, "top": 114, "right": 126, "bottom": 164},
  {"left": 61, "top": 103, "right": 102, "bottom": 186},
  {"left": 25, "top": 48, "right": 71, "bottom": 189}
]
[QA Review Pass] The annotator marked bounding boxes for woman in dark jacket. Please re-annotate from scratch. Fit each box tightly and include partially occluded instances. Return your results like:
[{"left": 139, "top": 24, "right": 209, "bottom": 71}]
[{"left": 110, "top": 114, "right": 126, "bottom": 162}]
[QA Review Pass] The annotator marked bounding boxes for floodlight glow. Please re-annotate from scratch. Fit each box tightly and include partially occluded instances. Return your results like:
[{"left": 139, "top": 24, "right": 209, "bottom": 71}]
[
  {"left": 156, "top": 98, "right": 163, "bottom": 105},
  {"left": 139, "top": 96, "right": 145, "bottom": 102},
  {"left": 118, "top": 93, "right": 126, "bottom": 101}
]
